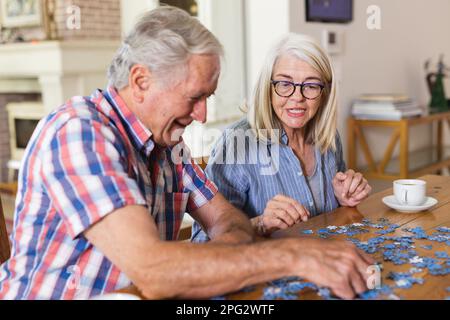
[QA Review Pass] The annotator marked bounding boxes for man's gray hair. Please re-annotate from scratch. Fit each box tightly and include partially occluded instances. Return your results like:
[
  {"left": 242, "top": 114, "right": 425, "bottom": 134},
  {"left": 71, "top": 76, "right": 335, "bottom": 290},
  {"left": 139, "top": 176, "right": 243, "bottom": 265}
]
[{"left": 108, "top": 6, "right": 224, "bottom": 89}]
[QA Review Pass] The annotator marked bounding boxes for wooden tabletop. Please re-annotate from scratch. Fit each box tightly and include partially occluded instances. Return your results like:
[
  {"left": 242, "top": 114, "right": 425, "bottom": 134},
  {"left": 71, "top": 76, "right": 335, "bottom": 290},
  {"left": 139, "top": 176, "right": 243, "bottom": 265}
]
[{"left": 119, "top": 174, "right": 450, "bottom": 300}]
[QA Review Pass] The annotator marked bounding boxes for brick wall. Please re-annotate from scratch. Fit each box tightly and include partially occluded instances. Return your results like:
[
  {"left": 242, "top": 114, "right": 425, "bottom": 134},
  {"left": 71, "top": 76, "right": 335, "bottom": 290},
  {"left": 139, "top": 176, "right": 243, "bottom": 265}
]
[
  {"left": 0, "top": 93, "right": 41, "bottom": 182},
  {"left": 54, "top": 0, "right": 121, "bottom": 40},
  {"left": 0, "top": 0, "right": 121, "bottom": 42}
]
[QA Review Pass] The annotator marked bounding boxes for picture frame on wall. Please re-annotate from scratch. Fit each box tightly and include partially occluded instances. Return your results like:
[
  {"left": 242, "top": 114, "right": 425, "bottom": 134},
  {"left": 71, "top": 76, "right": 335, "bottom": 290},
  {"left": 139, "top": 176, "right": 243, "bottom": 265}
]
[
  {"left": 0, "top": 0, "right": 43, "bottom": 28},
  {"left": 306, "top": 0, "right": 353, "bottom": 24}
]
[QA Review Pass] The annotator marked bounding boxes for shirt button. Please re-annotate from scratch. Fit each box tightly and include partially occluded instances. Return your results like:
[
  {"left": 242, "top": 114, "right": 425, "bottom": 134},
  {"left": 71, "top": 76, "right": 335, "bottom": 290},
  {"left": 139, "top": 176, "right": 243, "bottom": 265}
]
[{"left": 298, "top": 171, "right": 303, "bottom": 176}]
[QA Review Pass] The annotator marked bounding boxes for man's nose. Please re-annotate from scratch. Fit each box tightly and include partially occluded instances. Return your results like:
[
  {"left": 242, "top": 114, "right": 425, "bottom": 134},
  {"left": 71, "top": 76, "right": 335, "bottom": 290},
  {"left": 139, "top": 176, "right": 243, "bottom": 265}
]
[{"left": 191, "top": 98, "right": 207, "bottom": 123}]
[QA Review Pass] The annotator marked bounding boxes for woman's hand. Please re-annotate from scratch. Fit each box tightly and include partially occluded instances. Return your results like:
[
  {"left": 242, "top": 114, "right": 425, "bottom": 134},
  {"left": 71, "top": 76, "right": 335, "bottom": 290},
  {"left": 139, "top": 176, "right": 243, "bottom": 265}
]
[
  {"left": 254, "top": 195, "right": 310, "bottom": 235},
  {"left": 332, "top": 169, "right": 372, "bottom": 207}
]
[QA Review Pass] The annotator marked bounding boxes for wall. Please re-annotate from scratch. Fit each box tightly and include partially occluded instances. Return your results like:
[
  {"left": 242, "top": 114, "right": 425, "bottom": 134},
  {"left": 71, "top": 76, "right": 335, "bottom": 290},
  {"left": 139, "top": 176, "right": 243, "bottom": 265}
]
[
  {"left": 244, "top": 0, "right": 290, "bottom": 97},
  {"left": 245, "top": 0, "right": 450, "bottom": 166},
  {"left": 292, "top": 0, "right": 450, "bottom": 166},
  {"left": 120, "top": 0, "right": 158, "bottom": 35}
]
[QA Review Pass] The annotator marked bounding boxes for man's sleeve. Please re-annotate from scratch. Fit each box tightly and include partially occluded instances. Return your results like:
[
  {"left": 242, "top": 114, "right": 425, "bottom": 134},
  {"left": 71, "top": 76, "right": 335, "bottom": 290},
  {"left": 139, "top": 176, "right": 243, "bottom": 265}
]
[
  {"left": 39, "top": 118, "right": 147, "bottom": 239},
  {"left": 182, "top": 160, "right": 218, "bottom": 213}
]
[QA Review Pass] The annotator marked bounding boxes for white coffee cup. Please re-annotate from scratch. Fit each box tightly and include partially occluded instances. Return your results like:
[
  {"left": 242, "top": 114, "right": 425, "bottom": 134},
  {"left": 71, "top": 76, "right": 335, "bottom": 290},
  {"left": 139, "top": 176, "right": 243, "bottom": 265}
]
[{"left": 393, "top": 179, "right": 426, "bottom": 206}]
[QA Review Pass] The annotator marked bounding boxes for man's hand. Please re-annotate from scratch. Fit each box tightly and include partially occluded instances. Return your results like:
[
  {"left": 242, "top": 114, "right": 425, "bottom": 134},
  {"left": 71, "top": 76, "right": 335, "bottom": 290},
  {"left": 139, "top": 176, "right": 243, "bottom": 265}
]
[
  {"left": 255, "top": 195, "right": 310, "bottom": 235},
  {"left": 291, "top": 238, "right": 376, "bottom": 299},
  {"left": 333, "top": 169, "right": 372, "bottom": 207}
]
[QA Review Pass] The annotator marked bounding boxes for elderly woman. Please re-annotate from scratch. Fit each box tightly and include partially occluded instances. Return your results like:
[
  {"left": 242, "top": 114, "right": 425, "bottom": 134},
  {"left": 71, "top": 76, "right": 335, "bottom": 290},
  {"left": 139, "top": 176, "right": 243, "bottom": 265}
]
[{"left": 192, "top": 33, "right": 371, "bottom": 241}]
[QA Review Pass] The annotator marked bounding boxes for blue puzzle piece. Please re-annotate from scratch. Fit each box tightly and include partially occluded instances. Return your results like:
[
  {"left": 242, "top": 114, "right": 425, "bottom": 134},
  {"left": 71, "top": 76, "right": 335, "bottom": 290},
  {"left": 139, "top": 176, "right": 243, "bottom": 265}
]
[
  {"left": 388, "top": 271, "right": 424, "bottom": 289},
  {"left": 436, "top": 227, "right": 450, "bottom": 233},
  {"left": 435, "top": 251, "right": 450, "bottom": 259},
  {"left": 429, "top": 267, "right": 450, "bottom": 276}
]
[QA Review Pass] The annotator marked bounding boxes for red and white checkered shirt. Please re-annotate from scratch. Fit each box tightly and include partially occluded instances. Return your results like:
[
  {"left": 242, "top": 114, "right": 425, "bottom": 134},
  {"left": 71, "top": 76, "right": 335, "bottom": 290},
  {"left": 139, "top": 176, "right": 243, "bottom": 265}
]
[{"left": 0, "top": 87, "right": 217, "bottom": 299}]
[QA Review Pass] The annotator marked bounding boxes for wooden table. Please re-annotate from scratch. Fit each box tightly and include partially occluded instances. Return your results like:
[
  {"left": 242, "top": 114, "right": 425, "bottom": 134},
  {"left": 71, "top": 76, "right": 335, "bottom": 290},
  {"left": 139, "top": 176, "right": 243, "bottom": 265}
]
[
  {"left": 119, "top": 175, "right": 450, "bottom": 300},
  {"left": 347, "top": 111, "right": 450, "bottom": 180}
]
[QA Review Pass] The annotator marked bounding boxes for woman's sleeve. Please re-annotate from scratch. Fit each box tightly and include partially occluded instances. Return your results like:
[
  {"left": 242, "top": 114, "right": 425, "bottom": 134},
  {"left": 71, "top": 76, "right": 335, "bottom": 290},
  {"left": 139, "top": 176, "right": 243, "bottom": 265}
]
[{"left": 335, "top": 131, "right": 347, "bottom": 172}]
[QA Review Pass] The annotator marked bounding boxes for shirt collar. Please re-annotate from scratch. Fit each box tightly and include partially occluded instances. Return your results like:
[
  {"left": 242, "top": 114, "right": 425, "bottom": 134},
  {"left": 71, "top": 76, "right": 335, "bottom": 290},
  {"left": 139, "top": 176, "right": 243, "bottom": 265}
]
[{"left": 104, "top": 86, "right": 154, "bottom": 154}]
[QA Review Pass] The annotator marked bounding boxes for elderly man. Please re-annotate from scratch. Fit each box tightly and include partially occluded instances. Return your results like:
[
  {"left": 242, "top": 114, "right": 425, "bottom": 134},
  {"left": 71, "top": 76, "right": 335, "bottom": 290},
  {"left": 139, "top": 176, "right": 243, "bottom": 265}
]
[{"left": 0, "top": 6, "right": 374, "bottom": 300}]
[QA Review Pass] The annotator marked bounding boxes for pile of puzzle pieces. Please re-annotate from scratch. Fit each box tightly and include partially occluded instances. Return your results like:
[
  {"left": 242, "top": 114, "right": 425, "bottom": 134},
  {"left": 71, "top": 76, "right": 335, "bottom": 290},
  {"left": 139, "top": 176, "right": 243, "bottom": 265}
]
[{"left": 215, "top": 218, "right": 450, "bottom": 300}]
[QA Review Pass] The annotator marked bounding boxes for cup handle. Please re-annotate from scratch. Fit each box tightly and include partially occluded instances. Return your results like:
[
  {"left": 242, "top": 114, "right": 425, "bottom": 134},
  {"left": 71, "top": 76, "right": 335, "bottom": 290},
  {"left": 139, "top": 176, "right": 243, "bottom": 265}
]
[{"left": 402, "top": 190, "right": 408, "bottom": 204}]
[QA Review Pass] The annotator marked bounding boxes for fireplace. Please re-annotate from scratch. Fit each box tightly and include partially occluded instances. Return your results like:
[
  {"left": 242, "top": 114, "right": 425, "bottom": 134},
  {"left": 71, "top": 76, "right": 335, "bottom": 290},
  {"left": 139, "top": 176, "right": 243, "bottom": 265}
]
[
  {"left": 0, "top": 92, "right": 41, "bottom": 182},
  {"left": 0, "top": 40, "right": 119, "bottom": 182},
  {"left": 6, "top": 102, "right": 45, "bottom": 164}
]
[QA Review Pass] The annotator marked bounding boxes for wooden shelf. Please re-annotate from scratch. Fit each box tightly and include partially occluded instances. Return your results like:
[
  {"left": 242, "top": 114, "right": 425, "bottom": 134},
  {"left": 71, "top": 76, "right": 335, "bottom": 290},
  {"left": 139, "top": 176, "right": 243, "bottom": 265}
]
[
  {"left": 360, "top": 146, "right": 450, "bottom": 180},
  {"left": 348, "top": 111, "right": 450, "bottom": 180}
]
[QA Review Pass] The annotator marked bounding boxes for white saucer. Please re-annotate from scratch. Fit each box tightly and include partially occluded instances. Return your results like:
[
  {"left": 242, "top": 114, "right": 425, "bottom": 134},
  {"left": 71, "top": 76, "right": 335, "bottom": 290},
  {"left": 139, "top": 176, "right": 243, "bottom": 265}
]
[{"left": 382, "top": 195, "right": 438, "bottom": 213}]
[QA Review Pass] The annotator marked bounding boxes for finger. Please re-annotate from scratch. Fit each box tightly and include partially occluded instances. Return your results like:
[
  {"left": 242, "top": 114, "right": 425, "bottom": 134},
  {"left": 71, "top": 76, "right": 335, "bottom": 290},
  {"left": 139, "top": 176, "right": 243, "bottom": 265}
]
[
  {"left": 272, "top": 195, "right": 304, "bottom": 222},
  {"left": 348, "top": 173, "right": 363, "bottom": 194},
  {"left": 356, "top": 247, "right": 376, "bottom": 266},
  {"left": 272, "top": 208, "right": 296, "bottom": 226},
  {"left": 278, "top": 195, "right": 309, "bottom": 222},
  {"left": 304, "top": 207, "right": 311, "bottom": 218},
  {"left": 308, "top": 262, "right": 355, "bottom": 300},
  {"left": 293, "top": 204, "right": 309, "bottom": 222},
  {"left": 266, "top": 198, "right": 295, "bottom": 216},
  {"left": 332, "top": 273, "right": 356, "bottom": 300},
  {"left": 349, "top": 252, "right": 377, "bottom": 289},
  {"left": 273, "top": 215, "right": 290, "bottom": 230},
  {"left": 349, "top": 265, "right": 368, "bottom": 295},
  {"left": 266, "top": 197, "right": 281, "bottom": 209},
  {"left": 351, "top": 185, "right": 372, "bottom": 202},
  {"left": 349, "top": 187, "right": 368, "bottom": 201},
  {"left": 351, "top": 179, "right": 367, "bottom": 196},
  {"left": 335, "top": 244, "right": 375, "bottom": 275},
  {"left": 349, "top": 253, "right": 373, "bottom": 287},
  {"left": 263, "top": 213, "right": 289, "bottom": 230},
  {"left": 334, "top": 171, "right": 347, "bottom": 181},
  {"left": 341, "top": 170, "right": 355, "bottom": 198}
]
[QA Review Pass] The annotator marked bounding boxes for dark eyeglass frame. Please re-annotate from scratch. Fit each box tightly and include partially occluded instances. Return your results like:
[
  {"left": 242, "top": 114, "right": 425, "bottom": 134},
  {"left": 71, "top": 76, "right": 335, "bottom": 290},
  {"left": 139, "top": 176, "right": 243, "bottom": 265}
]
[{"left": 271, "top": 80, "right": 325, "bottom": 100}]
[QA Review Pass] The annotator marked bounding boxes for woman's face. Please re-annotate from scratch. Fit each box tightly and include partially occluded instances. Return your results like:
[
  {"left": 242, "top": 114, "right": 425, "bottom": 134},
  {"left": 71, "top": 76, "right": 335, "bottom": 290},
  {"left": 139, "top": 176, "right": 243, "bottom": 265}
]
[{"left": 271, "top": 54, "right": 324, "bottom": 134}]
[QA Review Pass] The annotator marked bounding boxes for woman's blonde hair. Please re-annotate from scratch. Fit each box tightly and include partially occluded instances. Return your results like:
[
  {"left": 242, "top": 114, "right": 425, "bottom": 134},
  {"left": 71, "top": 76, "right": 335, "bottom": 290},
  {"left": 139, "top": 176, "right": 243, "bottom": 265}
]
[{"left": 247, "top": 33, "right": 338, "bottom": 153}]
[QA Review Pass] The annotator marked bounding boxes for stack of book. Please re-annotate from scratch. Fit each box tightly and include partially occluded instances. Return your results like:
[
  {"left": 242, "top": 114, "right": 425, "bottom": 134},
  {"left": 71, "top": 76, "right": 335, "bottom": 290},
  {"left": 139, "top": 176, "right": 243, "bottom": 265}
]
[{"left": 351, "top": 94, "right": 423, "bottom": 120}]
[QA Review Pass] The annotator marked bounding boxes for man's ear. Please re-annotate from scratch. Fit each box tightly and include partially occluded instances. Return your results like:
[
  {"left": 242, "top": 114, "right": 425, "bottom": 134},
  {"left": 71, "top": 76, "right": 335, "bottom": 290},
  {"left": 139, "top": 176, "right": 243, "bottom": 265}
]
[{"left": 129, "top": 64, "right": 152, "bottom": 103}]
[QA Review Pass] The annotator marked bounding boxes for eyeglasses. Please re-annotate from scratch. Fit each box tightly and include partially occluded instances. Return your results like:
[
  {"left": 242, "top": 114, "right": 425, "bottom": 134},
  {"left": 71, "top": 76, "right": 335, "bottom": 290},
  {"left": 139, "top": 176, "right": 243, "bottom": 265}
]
[{"left": 271, "top": 80, "right": 325, "bottom": 100}]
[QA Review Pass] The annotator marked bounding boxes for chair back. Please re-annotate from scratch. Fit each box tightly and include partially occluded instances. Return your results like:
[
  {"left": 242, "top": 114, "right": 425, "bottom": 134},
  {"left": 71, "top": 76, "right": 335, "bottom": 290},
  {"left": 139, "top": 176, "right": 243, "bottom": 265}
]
[
  {"left": 193, "top": 156, "right": 209, "bottom": 171},
  {"left": 0, "top": 197, "right": 11, "bottom": 264}
]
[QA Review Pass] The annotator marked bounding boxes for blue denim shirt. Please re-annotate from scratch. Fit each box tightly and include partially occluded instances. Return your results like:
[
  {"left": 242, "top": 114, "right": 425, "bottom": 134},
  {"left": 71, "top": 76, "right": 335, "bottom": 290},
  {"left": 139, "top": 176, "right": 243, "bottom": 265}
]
[{"left": 191, "top": 118, "right": 346, "bottom": 242}]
